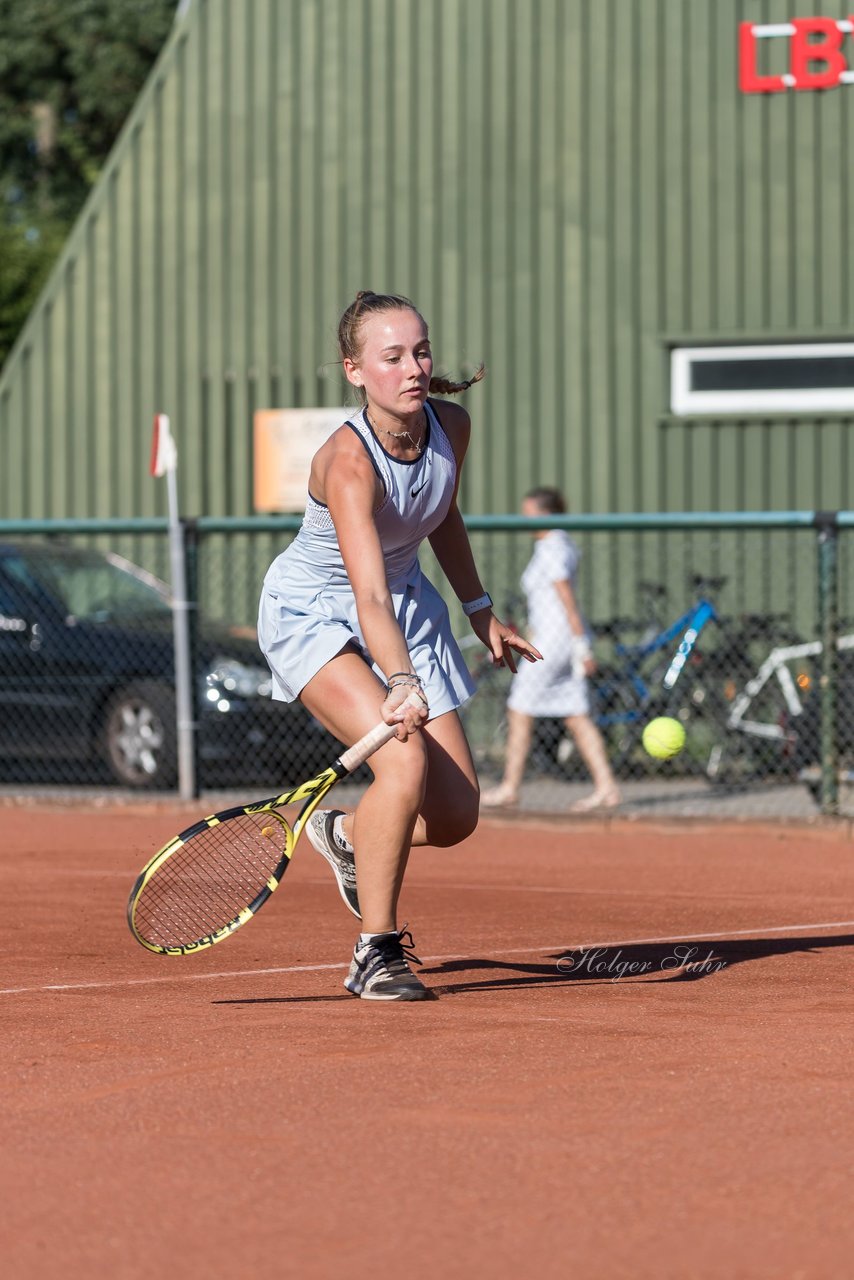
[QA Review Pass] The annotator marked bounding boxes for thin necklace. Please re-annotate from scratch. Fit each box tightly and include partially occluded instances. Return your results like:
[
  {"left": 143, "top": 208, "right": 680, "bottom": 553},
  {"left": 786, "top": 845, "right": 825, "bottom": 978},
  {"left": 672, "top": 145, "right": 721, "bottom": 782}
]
[{"left": 367, "top": 410, "right": 426, "bottom": 455}]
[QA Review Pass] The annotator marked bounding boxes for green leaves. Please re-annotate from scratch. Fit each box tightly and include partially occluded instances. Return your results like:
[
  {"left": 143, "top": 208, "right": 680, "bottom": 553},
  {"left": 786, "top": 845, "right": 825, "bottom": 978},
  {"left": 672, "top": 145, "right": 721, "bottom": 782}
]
[
  {"left": 0, "top": 218, "right": 64, "bottom": 360},
  {"left": 0, "top": 0, "right": 176, "bottom": 365}
]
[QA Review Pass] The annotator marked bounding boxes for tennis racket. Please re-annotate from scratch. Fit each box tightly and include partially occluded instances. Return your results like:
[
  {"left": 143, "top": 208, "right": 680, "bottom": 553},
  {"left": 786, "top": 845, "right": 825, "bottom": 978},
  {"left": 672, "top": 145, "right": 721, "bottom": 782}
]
[{"left": 127, "top": 694, "right": 422, "bottom": 956}]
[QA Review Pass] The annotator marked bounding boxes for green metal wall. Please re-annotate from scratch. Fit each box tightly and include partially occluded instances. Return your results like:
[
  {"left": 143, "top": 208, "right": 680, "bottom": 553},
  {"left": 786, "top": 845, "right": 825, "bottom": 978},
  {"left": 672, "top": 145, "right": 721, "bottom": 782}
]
[{"left": 2, "top": 0, "right": 854, "bottom": 525}]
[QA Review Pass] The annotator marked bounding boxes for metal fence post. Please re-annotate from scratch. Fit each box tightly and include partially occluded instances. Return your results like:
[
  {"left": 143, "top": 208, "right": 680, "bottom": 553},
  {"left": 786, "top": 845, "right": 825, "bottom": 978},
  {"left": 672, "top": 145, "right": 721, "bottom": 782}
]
[
  {"left": 182, "top": 517, "right": 201, "bottom": 800},
  {"left": 816, "top": 512, "right": 840, "bottom": 816},
  {"left": 168, "top": 504, "right": 196, "bottom": 801}
]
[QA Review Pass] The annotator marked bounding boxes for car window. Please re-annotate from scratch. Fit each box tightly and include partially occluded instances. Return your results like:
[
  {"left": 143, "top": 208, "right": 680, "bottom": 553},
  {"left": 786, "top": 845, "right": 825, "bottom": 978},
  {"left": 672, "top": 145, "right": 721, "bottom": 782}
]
[
  {"left": 4, "top": 549, "right": 171, "bottom": 623},
  {"left": 0, "top": 578, "right": 30, "bottom": 630}
]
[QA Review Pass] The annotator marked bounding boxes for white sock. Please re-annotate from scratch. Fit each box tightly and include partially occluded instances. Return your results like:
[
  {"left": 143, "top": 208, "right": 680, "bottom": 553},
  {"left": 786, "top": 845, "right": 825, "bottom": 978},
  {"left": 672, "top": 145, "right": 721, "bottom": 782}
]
[
  {"left": 359, "top": 930, "right": 396, "bottom": 946},
  {"left": 332, "top": 813, "right": 354, "bottom": 853}
]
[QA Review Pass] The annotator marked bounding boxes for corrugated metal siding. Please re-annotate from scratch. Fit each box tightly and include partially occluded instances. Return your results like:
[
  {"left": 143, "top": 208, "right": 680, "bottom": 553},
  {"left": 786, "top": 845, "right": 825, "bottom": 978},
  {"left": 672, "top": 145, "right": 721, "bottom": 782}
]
[{"left": 2, "top": 0, "right": 854, "bottom": 527}]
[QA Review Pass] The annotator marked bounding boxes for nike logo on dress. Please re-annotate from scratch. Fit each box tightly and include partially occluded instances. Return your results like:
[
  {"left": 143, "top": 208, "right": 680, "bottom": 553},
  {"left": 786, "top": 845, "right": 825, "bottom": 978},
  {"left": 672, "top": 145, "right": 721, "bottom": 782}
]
[{"left": 411, "top": 481, "right": 428, "bottom": 497}]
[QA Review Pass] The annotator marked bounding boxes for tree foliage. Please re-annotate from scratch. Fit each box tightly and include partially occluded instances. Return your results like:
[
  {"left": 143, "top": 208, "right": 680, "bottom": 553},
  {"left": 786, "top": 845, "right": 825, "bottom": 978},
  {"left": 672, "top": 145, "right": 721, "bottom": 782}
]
[{"left": 0, "top": 0, "right": 177, "bottom": 366}]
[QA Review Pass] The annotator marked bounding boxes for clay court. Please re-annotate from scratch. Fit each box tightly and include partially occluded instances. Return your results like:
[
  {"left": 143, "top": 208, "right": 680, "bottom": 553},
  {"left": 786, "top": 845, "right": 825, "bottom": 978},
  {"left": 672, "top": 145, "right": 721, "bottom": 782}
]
[{"left": 3, "top": 802, "right": 854, "bottom": 1279}]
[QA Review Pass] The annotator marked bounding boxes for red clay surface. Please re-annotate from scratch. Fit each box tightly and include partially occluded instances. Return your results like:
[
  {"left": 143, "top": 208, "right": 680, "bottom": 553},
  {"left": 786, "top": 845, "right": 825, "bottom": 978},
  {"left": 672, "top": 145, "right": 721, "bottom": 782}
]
[{"left": 2, "top": 803, "right": 854, "bottom": 1279}]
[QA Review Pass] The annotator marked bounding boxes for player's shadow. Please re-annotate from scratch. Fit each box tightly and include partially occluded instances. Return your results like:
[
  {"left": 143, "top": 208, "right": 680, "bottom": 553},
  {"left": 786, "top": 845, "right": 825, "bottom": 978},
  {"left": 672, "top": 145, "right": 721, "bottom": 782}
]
[
  {"left": 418, "top": 931, "right": 854, "bottom": 996},
  {"left": 210, "top": 932, "right": 854, "bottom": 1003},
  {"left": 213, "top": 990, "right": 440, "bottom": 1004}
]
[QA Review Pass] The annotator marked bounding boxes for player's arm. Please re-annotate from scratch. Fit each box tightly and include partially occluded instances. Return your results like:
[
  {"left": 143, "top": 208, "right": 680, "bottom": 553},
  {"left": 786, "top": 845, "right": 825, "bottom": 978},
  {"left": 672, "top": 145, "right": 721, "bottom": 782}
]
[
  {"left": 426, "top": 402, "right": 481, "bottom": 599},
  {"left": 318, "top": 436, "right": 426, "bottom": 733},
  {"left": 427, "top": 400, "right": 542, "bottom": 673}
]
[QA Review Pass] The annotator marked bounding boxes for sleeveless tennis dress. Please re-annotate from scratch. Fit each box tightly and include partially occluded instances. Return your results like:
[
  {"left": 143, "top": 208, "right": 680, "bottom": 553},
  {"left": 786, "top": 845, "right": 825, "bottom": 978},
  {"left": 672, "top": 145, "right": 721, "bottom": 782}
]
[
  {"left": 506, "top": 530, "right": 590, "bottom": 718},
  {"left": 257, "top": 401, "right": 476, "bottom": 718}
]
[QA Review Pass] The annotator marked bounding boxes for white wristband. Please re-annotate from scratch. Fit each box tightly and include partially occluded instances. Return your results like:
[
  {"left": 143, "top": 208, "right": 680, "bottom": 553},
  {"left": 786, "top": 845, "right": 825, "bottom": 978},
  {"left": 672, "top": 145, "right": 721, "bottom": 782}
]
[
  {"left": 573, "top": 636, "right": 592, "bottom": 660},
  {"left": 461, "top": 592, "right": 493, "bottom": 617}
]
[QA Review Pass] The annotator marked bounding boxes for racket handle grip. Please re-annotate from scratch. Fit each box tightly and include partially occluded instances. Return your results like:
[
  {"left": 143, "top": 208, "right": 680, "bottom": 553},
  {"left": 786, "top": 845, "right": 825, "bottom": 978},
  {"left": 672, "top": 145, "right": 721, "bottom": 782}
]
[{"left": 337, "top": 692, "right": 425, "bottom": 774}]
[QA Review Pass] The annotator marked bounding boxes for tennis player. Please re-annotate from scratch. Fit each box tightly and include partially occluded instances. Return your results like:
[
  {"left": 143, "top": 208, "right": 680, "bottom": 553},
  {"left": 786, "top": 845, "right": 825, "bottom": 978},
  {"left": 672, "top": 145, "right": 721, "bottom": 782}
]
[{"left": 257, "top": 290, "right": 541, "bottom": 1001}]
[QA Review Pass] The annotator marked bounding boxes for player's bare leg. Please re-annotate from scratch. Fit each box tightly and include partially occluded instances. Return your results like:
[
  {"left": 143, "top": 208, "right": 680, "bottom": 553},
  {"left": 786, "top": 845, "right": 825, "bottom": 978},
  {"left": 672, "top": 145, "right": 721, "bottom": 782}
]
[
  {"left": 333, "top": 708, "right": 479, "bottom": 850},
  {"left": 299, "top": 650, "right": 426, "bottom": 934},
  {"left": 409, "top": 709, "right": 480, "bottom": 846}
]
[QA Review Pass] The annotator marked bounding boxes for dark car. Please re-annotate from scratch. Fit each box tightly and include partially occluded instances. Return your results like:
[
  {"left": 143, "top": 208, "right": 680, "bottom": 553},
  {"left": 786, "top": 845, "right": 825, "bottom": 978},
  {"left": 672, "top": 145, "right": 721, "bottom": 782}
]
[{"left": 0, "top": 540, "right": 333, "bottom": 788}]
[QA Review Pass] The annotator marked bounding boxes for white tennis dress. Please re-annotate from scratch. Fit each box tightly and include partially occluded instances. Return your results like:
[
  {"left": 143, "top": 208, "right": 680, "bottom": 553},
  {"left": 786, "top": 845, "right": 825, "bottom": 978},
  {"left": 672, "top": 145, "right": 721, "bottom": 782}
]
[
  {"left": 506, "top": 530, "right": 590, "bottom": 718},
  {"left": 257, "top": 400, "right": 476, "bottom": 717}
]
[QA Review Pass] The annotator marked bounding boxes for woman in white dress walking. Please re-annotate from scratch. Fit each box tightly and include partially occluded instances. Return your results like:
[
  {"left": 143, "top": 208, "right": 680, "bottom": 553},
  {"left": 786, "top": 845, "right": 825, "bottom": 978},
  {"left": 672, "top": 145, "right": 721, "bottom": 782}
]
[{"left": 481, "top": 486, "right": 620, "bottom": 813}]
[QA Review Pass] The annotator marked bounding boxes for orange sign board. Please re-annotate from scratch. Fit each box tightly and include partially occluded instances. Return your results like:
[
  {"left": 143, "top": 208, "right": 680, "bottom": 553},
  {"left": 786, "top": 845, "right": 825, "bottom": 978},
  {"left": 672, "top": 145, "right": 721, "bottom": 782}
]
[{"left": 253, "top": 408, "right": 350, "bottom": 512}]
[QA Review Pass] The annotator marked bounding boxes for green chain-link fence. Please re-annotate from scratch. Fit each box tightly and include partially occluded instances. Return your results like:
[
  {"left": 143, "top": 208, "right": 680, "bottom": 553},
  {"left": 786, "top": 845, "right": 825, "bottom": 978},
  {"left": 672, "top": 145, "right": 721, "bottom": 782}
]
[{"left": 1, "top": 513, "right": 851, "bottom": 819}]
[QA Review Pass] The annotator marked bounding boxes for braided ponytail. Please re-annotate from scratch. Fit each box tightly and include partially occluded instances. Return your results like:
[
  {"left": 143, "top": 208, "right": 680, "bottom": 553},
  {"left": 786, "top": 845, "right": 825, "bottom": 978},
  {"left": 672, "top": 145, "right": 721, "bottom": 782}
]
[{"left": 429, "top": 363, "right": 486, "bottom": 397}]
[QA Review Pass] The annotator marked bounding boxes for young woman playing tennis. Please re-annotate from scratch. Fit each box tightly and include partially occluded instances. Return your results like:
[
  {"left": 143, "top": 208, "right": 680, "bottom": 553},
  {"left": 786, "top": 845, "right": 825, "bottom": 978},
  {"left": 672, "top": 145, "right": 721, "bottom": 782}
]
[{"left": 257, "top": 290, "right": 540, "bottom": 1001}]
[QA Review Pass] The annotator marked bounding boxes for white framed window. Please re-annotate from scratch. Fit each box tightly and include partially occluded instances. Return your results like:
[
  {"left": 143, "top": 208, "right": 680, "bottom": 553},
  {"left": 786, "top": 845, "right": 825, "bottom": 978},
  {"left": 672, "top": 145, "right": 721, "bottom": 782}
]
[{"left": 670, "top": 343, "right": 854, "bottom": 415}]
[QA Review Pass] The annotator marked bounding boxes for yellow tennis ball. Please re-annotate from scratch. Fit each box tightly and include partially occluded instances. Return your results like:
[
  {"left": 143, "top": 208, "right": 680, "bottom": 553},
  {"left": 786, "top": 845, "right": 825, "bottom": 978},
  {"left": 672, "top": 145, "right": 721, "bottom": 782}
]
[
  {"left": 642, "top": 716, "right": 686, "bottom": 760},
  {"left": 261, "top": 825, "right": 276, "bottom": 839}
]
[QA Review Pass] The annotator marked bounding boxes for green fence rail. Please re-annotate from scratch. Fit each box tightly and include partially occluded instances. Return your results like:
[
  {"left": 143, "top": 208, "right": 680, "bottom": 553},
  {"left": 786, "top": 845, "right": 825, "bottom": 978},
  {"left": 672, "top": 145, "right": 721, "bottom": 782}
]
[{"left": 0, "top": 511, "right": 824, "bottom": 535}]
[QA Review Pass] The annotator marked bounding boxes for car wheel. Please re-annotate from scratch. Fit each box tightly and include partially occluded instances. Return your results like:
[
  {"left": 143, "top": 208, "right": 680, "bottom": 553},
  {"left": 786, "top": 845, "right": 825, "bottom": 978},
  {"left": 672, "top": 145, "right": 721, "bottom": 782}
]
[{"left": 102, "top": 682, "right": 176, "bottom": 788}]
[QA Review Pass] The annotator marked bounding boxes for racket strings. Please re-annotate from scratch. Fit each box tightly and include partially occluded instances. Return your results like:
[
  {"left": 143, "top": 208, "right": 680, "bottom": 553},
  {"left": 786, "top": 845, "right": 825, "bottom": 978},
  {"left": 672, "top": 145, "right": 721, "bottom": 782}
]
[{"left": 133, "top": 813, "right": 288, "bottom": 947}]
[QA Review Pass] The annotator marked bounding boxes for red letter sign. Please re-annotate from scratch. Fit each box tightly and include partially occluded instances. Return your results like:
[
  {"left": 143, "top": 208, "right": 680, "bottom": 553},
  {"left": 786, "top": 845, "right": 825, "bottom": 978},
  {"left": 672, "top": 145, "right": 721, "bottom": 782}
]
[
  {"left": 739, "top": 21, "right": 787, "bottom": 92},
  {"left": 790, "top": 16, "right": 847, "bottom": 89}
]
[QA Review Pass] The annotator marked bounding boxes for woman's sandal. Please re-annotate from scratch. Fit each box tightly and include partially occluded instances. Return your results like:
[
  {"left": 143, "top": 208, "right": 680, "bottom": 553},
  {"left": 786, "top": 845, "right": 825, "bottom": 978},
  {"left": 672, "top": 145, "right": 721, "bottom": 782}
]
[{"left": 570, "top": 787, "right": 621, "bottom": 814}]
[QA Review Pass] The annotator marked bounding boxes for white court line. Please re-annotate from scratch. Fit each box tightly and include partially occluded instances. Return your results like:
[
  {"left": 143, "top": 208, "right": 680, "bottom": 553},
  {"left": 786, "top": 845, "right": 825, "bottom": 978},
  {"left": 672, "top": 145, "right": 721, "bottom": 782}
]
[{"left": 2, "top": 918, "right": 854, "bottom": 997}]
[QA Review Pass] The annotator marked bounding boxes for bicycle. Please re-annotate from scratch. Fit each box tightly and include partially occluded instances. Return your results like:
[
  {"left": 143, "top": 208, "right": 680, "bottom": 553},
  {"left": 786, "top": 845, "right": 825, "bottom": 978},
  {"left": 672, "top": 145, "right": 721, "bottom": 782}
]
[
  {"left": 459, "top": 577, "right": 727, "bottom": 782},
  {"left": 596, "top": 582, "right": 805, "bottom": 783},
  {"left": 718, "top": 627, "right": 854, "bottom": 795},
  {"left": 581, "top": 575, "right": 725, "bottom": 774}
]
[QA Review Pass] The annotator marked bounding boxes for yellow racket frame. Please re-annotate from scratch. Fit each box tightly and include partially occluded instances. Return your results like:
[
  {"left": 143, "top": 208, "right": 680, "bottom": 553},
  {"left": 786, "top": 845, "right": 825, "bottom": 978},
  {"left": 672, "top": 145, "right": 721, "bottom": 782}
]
[
  {"left": 127, "top": 766, "right": 341, "bottom": 955},
  {"left": 127, "top": 692, "right": 422, "bottom": 955}
]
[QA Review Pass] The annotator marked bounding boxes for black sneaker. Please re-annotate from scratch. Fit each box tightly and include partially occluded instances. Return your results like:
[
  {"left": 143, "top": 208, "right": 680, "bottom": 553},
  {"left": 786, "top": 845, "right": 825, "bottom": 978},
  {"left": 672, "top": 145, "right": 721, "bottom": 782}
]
[
  {"left": 305, "top": 809, "right": 361, "bottom": 919},
  {"left": 344, "top": 928, "right": 429, "bottom": 1001}
]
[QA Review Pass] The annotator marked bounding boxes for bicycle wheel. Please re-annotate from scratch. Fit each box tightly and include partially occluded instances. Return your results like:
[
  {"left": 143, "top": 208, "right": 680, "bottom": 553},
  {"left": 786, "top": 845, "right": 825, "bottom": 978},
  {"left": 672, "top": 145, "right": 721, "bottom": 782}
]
[
  {"left": 661, "top": 667, "right": 732, "bottom": 778},
  {"left": 592, "top": 668, "right": 646, "bottom": 776}
]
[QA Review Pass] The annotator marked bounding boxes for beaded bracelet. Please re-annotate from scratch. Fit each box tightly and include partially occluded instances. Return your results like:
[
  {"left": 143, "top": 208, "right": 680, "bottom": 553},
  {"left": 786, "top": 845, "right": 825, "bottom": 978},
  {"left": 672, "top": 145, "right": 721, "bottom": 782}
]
[
  {"left": 387, "top": 676, "right": 429, "bottom": 707},
  {"left": 388, "top": 678, "right": 427, "bottom": 695}
]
